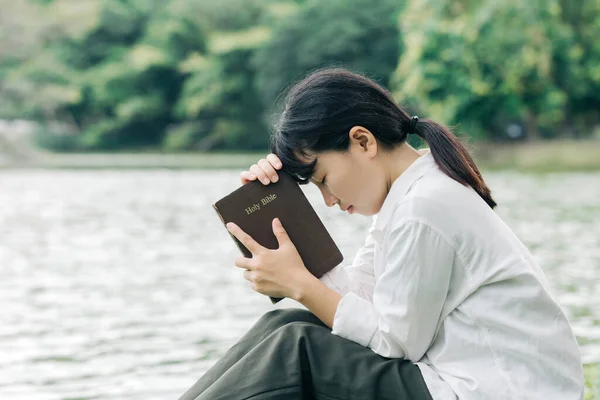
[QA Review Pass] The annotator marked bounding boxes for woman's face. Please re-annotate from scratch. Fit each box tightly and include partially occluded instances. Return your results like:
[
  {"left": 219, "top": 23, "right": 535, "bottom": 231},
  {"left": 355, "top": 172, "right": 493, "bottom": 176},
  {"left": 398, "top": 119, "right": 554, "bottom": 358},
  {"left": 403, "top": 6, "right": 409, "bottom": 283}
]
[{"left": 298, "top": 128, "right": 390, "bottom": 217}]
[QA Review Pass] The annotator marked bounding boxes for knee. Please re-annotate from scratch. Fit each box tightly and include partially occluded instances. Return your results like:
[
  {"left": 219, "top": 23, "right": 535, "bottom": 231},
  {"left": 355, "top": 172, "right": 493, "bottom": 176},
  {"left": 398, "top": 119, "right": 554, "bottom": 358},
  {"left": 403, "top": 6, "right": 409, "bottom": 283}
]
[
  {"left": 269, "top": 321, "right": 334, "bottom": 351},
  {"left": 272, "top": 321, "right": 317, "bottom": 341},
  {"left": 258, "top": 308, "right": 318, "bottom": 326}
]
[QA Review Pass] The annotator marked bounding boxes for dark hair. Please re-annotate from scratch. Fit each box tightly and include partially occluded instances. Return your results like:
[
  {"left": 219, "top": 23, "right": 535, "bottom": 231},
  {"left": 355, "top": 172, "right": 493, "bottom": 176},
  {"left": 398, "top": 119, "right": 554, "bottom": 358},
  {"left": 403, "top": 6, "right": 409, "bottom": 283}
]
[{"left": 270, "top": 68, "right": 496, "bottom": 209}]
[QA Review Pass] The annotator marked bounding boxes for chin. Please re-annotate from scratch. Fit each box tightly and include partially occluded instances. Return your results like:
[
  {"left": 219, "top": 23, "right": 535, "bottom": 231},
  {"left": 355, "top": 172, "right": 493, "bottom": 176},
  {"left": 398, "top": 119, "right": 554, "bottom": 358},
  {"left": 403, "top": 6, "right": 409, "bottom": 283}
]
[
  {"left": 362, "top": 205, "right": 382, "bottom": 217},
  {"left": 356, "top": 207, "right": 374, "bottom": 217}
]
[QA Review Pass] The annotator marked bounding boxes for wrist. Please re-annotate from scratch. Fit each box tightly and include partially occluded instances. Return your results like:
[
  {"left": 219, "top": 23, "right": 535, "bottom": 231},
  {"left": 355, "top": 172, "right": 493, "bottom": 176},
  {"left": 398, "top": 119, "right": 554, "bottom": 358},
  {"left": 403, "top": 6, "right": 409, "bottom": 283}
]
[
  {"left": 292, "top": 273, "right": 319, "bottom": 303},
  {"left": 292, "top": 273, "right": 342, "bottom": 329}
]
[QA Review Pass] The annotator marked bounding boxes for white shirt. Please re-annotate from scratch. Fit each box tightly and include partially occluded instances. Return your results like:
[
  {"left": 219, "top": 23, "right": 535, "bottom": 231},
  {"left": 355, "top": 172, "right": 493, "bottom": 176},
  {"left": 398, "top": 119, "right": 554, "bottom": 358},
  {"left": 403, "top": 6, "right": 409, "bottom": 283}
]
[{"left": 319, "top": 151, "right": 584, "bottom": 400}]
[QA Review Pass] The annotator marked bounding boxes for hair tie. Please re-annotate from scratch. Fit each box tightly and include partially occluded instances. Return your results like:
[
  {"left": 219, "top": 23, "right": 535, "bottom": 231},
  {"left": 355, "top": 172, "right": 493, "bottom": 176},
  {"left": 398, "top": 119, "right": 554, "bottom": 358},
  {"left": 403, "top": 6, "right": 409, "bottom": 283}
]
[{"left": 408, "top": 116, "right": 419, "bottom": 135}]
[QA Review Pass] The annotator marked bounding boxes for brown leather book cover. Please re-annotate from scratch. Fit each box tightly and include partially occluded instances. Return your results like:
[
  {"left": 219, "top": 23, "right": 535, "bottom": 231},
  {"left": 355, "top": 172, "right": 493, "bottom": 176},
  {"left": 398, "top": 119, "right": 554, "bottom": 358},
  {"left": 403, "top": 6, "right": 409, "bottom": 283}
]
[{"left": 213, "top": 170, "right": 344, "bottom": 304}]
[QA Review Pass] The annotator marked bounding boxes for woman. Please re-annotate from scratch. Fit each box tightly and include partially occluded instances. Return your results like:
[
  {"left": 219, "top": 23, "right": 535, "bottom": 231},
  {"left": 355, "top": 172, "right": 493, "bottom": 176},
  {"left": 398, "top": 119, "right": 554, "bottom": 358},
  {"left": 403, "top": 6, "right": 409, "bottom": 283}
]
[{"left": 179, "top": 68, "right": 583, "bottom": 400}]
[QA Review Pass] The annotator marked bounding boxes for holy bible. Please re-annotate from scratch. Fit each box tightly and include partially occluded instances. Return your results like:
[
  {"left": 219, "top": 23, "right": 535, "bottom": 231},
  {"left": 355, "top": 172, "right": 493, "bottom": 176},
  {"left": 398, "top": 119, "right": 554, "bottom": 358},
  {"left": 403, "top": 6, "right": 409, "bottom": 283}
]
[{"left": 213, "top": 170, "right": 343, "bottom": 304}]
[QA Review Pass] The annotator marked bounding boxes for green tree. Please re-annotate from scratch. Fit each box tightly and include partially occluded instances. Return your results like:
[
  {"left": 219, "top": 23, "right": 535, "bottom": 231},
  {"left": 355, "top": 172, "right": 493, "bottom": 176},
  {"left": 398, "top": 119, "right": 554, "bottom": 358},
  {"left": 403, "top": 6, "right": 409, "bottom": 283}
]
[
  {"left": 2, "top": 0, "right": 275, "bottom": 151},
  {"left": 392, "top": 0, "right": 597, "bottom": 140},
  {"left": 254, "top": 0, "right": 403, "bottom": 112},
  {"left": 2, "top": 0, "right": 599, "bottom": 151},
  {"left": 167, "top": 0, "right": 273, "bottom": 151},
  {"left": 554, "top": 0, "right": 600, "bottom": 137},
  {"left": 3, "top": 0, "right": 172, "bottom": 149}
]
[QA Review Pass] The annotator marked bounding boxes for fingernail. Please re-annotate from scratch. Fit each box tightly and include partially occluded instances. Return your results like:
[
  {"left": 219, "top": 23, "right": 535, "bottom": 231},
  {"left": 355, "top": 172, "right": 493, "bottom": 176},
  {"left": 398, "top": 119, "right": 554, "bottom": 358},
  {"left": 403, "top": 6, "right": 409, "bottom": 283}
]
[
  {"left": 262, "top": 178, "right": 269, "bottom": 184},
  {"left": 276, "top": 162, "right": 281, "bottom": 168},
  {"left": 274, "top": 218, "right": 281, "bottom": 227},
  {"left": 272, "top": 175, "right": 278, "bottom": 182}
]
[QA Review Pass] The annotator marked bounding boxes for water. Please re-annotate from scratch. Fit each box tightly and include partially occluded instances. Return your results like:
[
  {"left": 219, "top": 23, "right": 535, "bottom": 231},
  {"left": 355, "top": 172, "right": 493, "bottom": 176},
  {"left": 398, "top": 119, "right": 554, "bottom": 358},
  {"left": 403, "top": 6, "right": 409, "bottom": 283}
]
[{"left": 0, "top": 169, "right": 598, "bottom": 399}]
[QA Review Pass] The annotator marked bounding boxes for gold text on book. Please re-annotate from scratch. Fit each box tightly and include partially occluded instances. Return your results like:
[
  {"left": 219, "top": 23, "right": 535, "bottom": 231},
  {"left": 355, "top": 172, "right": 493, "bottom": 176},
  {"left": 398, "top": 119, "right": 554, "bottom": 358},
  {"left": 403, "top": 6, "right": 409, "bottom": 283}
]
[{"left": 245, "top": 194, "right": 277, "bottom": 215}]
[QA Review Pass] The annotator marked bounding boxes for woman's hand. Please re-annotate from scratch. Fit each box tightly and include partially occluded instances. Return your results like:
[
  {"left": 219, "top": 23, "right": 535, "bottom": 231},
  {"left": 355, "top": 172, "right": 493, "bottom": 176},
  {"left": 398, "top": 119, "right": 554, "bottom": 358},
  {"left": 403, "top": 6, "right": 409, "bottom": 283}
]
[
  {"left": 240, "top": 153, "right": 283, "bottom": 185},
  {"left": 226, "top": 217, "right": 314, "bottom": 301}
]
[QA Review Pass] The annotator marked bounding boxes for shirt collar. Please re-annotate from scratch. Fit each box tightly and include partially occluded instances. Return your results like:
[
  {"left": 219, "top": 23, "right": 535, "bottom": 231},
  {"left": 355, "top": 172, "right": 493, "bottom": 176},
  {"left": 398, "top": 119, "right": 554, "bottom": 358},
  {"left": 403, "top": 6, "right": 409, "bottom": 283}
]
[{"left": 371, "top": 151, "right": 436, "bottom": 244}]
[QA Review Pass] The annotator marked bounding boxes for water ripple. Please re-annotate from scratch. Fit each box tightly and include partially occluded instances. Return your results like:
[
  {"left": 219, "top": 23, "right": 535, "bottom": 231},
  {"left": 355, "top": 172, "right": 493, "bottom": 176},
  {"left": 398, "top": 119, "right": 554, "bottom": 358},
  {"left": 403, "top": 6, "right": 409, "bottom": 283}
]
[{"left": 0, "top": 169, "right": 598, "bottom": 399}]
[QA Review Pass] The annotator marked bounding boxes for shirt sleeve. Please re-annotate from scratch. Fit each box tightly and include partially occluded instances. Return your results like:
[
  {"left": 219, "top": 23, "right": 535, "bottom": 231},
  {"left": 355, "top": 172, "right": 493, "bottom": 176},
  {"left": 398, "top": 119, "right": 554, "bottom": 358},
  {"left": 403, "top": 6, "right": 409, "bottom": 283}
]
[
  {"left": 331, "top": 220, "right": 455, "bottom": 361},
  {"left": 319, "top": 216, "right": 377, "bottom": 302}
]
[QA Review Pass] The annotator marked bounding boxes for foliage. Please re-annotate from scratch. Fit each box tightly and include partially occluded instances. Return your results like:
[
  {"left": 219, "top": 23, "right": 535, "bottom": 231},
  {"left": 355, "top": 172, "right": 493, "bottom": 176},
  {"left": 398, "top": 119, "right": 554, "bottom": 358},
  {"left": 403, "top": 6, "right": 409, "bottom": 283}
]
[
  {"left": 0, "top": 0, "right": 599, "bottom": 151},
  {"left": 392, "top": 0, "right": 600, "bottom": 140},
  {"left": 253, "top": 0, "right": 402, "bottom": 110},
  {"left": 585, "top": 363, "right": 600, "bottom": 400},
  {"left": 1, "top": 0, "right": 272, "bottom": 151}
]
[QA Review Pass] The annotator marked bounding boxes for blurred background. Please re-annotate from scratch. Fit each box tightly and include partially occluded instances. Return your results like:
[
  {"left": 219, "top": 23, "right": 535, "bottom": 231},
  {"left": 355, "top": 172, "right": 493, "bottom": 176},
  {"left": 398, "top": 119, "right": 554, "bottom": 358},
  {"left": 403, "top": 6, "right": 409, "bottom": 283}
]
[{"left": 0, "top": 0, "right": 599, "bottom": 399}]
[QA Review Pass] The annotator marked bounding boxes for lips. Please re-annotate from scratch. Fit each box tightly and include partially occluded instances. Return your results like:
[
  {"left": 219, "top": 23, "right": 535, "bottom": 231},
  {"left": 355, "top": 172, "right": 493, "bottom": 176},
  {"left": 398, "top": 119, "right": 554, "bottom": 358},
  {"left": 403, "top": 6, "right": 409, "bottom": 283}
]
[{"left": 340, "top": 204, "right": 353, "bottom": 213}]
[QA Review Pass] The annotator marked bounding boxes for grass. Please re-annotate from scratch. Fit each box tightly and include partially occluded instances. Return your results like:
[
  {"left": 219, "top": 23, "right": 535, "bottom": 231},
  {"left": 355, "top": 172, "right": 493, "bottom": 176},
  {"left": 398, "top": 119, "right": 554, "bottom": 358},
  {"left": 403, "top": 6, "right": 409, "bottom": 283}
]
[
  {"left": 0, "top": 150, "right": 269, "bottom": 170},
  {"left": 2, "top": 139, "right": 600, "bottom": 171},
  {"left": 470, "top": 140, "right": 600, "bottom": 172},
  {"left": 586, "top": 364, "right": 600, "bottom": 400},
  {"left": 2, "top": 131, "right": 600, "bottom": 171}
]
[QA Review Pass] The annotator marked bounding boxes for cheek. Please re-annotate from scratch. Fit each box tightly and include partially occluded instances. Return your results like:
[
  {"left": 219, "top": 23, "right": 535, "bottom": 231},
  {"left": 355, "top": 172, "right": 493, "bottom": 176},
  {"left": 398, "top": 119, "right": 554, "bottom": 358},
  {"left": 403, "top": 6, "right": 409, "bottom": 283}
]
[
  {"left": 333, "top": 163, "right": 382, "bottom": 209},
  {"left": 348, "top": 172, "right": 382, "bottom": 205},
  {"left": 361, "top": 175, "right": 387, "bottom": 212}
]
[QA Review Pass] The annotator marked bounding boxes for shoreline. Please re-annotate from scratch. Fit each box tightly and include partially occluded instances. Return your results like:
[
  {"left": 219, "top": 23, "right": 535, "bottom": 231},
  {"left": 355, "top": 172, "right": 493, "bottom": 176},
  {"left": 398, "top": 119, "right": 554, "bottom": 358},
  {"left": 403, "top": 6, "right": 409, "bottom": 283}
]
[
  {"left": 1, "top": 140, "right": 599, "bottom": 172},
  {"left": 469, "top": 140, "right": 600, "bottom": 172}
]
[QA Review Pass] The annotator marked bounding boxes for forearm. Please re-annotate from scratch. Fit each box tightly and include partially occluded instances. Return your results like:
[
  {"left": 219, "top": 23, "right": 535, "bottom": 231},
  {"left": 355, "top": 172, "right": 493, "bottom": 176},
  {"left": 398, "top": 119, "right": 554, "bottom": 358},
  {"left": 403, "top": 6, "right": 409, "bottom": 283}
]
[{"left": 293, "top": 275, "right": 342, "bottom": 329}]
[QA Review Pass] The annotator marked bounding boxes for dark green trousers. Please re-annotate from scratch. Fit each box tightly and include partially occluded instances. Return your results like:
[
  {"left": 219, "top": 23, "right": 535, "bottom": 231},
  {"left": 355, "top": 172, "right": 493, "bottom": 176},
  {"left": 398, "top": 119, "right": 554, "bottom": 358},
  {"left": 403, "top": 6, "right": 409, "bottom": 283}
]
[{"left": 179, "top": 308, "right": 433, "bottom": 400}]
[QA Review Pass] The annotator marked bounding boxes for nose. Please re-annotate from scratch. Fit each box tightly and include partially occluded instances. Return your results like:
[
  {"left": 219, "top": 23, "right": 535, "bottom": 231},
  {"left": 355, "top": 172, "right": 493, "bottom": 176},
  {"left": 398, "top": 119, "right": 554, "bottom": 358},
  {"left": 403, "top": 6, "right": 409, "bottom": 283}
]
[
  {"left": 326, "top": 197, "right": 339, "bottom": 207},
  {"left": 322, "top": 190, "right": 339, "bottom": 208}
]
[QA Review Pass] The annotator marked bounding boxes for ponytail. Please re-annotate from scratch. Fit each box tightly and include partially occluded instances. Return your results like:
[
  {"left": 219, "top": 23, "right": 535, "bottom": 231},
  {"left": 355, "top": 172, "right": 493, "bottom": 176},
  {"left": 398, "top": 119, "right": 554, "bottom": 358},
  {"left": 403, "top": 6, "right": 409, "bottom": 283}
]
[
  {"left": 413, "top": 119, "right": 497, "bottom": 209},
  {"left": 270, "top": 67, "right": 497, "bottom": 209}
]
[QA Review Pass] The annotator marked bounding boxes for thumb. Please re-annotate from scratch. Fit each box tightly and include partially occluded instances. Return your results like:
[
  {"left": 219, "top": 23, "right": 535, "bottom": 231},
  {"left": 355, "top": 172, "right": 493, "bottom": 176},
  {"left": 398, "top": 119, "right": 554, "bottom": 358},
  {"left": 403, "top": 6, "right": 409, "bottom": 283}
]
[{"left": 272, "top": 218, "right": 290, "bottom": 246}]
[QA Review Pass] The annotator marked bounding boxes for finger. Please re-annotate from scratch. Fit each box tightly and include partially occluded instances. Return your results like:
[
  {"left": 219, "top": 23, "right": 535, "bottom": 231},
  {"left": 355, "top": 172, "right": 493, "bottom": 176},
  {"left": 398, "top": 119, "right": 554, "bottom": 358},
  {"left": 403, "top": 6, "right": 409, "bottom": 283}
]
[
  {"left": 240, "top": 170, "right": 257, "bottom": 185},
  {"left": 258, "top": 159, "right": 279, "bottom": 183},
  {"left": 249, "top": 163, "right": 271, "bottom": 185},
  {"left": 272, "top": 218, "right": 290, "bottom": 247},
  {"left": 244, "top": 271, "right": 257, "bottom": 291},
  {"left": 266, "top": 153, "right": 283, "bottom": 170},
  {"left": 243, "top": 269, "right": 253, "bottom": 281},
  {"left": 226, "top": 222, "right": 263, "bottom": 255},
  {"left": 234, "top": 255, "right": 253, "bottom": 270}
]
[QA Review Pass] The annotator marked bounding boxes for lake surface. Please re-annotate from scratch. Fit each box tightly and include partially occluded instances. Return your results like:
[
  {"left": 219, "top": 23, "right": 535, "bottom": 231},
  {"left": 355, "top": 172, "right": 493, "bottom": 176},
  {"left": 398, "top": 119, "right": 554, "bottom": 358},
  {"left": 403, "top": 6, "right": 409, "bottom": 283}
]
[{"left": 1, "top": 169, "right": 599, "bottom": 399}]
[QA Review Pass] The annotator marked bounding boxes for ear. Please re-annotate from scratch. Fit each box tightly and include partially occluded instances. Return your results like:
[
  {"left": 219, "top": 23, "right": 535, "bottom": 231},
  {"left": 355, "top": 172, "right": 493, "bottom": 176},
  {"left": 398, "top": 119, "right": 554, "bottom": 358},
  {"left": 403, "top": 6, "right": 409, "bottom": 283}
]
[{"left": 349, "top": 126, "right": 378, "bottom": 158}]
